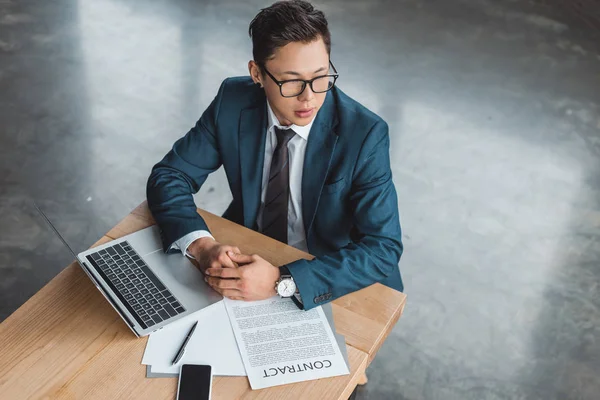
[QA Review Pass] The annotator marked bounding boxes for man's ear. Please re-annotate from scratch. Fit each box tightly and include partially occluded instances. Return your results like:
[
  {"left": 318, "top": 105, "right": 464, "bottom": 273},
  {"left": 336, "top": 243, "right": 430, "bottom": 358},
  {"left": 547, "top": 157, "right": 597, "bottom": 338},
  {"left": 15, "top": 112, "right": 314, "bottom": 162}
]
[{"left": 248, "top": 60, "right": 263, "bottom": 87}]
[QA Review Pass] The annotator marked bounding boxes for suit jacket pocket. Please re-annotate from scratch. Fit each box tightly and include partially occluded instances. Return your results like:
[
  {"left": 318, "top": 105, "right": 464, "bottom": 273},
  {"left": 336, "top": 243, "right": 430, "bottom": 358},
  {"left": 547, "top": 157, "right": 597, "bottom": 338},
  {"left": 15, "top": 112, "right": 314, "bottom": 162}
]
[{"left": 322, "top": 177, "right": 345, "bottom": 194}]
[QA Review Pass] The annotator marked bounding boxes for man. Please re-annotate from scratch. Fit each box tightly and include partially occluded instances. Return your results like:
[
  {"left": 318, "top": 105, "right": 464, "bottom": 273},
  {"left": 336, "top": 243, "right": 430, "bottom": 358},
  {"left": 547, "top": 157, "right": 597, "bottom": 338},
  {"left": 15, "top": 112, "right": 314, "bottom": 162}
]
[{"left": 147, "top": 0, "right": 403, "bottom": 311}]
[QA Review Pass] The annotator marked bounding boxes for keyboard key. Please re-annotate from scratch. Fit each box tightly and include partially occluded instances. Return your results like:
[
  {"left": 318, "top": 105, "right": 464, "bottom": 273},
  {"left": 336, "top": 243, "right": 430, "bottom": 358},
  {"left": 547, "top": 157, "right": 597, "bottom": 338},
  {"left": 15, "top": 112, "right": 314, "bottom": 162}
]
[
  {"left": 150, "top": 288, "right": 159, "bottom": 295},
  {"left": 158, "top": 310, "right": 169, "bottom": 320},
  {"left": 124, "top": 293, "right": 133, "bottom": 301},
  {"left": 128, "top": 274, "right": 136, "bottom": 280},
  {"left": 145, "top": 283, "right": 153, "bottom": 289},
  {"left": 115, "top": 283, "right": 125, "bottom": 290},
  {"left": 144, "top": 294, "right": 153, "bottom": 300},
  {"left": 91, "top": 253, "right": 102, "bottom": 261},
  {"left": 141, "top": 289, "right": 149, "bottom": 295},
  {"left": 141, "top": 278, "right": 150, "bottom": 284},
  {"left": 136, "top": 284, "right": 145, "bottom": 290},
  {"left": 149, "top": 299, "right": 158, "bottom": 305},
  {"left": 152, "top": 315, "right": 162, "bottom": 324},
  {"left": 159, "top": 298, "right": 168, "bottom": 305},
  {"left": 163, "top": 304, "right": 177, "bottom": 317},
  {"left": 175, "top": 306, "right": 185, "bottom": 313},
  {"left": 141, "top": 266, "right": 167, "bottom": 291},
  {"left": 171, "top": 302, "right": 182, "bottom": 308},
  {"left": 148, "top": 308, "right": 157, "bottom": 315},
  {"left": 134, "top": 293, "right": 143, "bottom": 300},
  {"left": 166, "top": 295, "right": 176, "bottom": 303},
  {"left": 143, "top": 303, "right": 152, "bottom": 310},
  {"left": 132, "top": 279, "right": 141, "bottom": 285},
  {"left": 115, "top": 245, "right": 126, "bottom": 255},
  {"left": 107, "top": 247, "right": 117, "bottom": 256},
  {"left": 122, "top": 278, "right": 131, "bottom": 284},
  {"left": 132, "top": 303, "right": 142, "bottom": 311},
  {"left": 126, "top": 283, "right": 134, "bottom": 289}
]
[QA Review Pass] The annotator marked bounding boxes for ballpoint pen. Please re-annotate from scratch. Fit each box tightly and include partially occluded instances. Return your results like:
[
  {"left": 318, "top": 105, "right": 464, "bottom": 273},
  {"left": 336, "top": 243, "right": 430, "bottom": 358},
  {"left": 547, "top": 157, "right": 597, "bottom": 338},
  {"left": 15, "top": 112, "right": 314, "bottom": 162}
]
[{"left": 171, "top": 321, "right": 199, "bottom": 366}]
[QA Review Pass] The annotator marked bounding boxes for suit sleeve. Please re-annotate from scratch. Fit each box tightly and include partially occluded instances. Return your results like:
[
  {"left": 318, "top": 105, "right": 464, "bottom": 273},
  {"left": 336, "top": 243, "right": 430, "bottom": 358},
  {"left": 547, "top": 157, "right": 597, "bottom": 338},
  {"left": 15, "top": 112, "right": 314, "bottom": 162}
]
[
  {"left": 286, "top": 120, "right": 403, "bottom": 310},
  {"left": 146, "top": 79, "right": 228, "bottom": 253}
]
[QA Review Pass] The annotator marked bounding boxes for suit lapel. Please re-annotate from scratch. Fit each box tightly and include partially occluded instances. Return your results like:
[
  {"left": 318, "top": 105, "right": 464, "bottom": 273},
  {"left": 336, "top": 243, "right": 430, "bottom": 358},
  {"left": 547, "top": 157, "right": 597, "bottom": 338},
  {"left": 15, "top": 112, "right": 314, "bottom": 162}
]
[
  {"left": 239, "top": 101, "right": 268, "bottom": 229},
  {"left": 302, "top": 92, "right": 339, "bottom": 236}
]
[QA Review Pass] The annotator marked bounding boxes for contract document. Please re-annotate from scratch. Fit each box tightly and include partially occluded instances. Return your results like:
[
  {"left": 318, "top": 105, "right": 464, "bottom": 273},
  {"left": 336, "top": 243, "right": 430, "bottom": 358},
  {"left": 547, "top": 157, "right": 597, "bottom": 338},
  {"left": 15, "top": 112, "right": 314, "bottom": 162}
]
[{"left": 223, "top": 296, "right": 350, "bottom": 389}]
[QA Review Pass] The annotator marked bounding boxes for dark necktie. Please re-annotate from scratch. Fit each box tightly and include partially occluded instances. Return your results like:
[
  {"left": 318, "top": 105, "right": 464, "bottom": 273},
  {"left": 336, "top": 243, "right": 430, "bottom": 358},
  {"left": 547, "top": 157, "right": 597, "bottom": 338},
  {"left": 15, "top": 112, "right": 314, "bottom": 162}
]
[{"left": 261, "top": 127, "right": 296, "bottom": 243}]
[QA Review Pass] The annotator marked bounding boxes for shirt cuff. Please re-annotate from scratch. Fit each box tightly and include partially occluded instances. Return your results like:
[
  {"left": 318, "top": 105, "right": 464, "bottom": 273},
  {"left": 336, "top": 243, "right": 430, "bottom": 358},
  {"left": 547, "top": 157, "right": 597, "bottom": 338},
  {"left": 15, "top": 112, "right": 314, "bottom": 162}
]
[{"left": 169, "top": 230, "right": 214, "bottom": 259}]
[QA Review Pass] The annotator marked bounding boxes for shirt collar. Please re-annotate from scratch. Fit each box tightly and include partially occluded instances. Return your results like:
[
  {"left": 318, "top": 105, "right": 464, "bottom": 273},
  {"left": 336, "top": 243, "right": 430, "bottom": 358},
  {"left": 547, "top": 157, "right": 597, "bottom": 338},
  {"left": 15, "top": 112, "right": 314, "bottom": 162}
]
[{"left": 266, "top": 101, "right": 314, "bottom": 141}]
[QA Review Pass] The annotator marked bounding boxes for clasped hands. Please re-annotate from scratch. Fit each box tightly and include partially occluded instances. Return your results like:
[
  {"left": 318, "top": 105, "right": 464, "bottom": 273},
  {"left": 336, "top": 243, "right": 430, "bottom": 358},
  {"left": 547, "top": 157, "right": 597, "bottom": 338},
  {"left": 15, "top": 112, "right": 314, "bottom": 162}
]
[{"left": 187, "top": 237, "right": 281, "bottom": 301}]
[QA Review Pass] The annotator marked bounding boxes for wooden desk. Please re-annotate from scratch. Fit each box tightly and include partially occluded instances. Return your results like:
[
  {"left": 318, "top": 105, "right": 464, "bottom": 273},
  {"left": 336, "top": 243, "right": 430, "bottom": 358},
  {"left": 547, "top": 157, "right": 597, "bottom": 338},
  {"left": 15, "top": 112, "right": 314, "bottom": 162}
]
[{"left": 0, "top": 202, "right": 406, "bottom": 399}]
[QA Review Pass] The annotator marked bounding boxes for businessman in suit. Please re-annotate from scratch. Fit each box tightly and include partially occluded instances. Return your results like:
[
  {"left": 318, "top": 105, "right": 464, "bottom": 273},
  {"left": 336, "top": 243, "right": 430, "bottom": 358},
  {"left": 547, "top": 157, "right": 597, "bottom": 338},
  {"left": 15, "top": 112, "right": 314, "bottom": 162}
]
[{"left": 147, "top": 0, "right": 403, "bottom": 311}]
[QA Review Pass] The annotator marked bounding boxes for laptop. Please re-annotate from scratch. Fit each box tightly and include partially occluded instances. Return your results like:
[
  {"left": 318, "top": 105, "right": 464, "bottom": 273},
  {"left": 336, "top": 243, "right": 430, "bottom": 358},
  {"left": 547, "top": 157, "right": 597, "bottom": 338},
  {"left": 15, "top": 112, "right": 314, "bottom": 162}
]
[{"left": 36, "top": 204, "right": 223, "bottom": 337}]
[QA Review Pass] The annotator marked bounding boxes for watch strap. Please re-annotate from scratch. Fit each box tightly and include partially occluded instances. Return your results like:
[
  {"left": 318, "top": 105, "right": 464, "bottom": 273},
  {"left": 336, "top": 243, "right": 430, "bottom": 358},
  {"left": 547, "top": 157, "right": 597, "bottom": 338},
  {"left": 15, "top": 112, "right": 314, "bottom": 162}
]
[{"left": 279, "top": 265, "right": 292, "bottom": 279}]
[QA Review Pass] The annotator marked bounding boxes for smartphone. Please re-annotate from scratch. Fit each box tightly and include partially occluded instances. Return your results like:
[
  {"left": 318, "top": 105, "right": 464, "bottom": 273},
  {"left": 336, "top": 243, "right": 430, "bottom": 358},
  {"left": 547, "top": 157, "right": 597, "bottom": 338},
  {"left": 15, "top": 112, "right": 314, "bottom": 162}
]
[{"left": 176, "top": 364, "right": 213, "bottom": 400}]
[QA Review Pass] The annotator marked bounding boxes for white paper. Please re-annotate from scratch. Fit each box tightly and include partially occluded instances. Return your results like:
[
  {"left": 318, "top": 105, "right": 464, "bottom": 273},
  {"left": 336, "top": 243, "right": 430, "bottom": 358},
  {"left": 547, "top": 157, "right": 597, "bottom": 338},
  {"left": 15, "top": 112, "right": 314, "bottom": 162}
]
[
  {"left": 142, "top": 301, "right": 246, "bottom": 376},
  {"left": 224, "top": 296, "right": 350, "bottom": 389}
]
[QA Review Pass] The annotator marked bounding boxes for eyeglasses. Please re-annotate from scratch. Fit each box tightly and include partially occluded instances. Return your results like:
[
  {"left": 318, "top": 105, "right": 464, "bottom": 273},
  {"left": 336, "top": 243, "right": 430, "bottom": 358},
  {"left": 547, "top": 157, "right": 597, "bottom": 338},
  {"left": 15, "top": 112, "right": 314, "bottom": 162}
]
[{"left": 262, "top": 61, "right": 339, "bottom": 98}]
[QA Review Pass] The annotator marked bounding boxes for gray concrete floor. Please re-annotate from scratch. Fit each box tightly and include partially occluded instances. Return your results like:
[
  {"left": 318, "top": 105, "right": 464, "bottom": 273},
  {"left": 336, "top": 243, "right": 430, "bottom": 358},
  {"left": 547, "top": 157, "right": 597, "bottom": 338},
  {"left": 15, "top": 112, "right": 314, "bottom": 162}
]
[{"left": 1, "top": 0, "right": 600, "bottom": 399}]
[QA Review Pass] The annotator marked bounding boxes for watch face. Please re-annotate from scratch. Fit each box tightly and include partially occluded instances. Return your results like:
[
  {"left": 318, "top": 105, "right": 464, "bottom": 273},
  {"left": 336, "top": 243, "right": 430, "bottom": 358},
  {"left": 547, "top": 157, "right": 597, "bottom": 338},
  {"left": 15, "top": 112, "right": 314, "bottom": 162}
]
[{"left": 277, "top": 279, "right": 296, "bottom": 297}]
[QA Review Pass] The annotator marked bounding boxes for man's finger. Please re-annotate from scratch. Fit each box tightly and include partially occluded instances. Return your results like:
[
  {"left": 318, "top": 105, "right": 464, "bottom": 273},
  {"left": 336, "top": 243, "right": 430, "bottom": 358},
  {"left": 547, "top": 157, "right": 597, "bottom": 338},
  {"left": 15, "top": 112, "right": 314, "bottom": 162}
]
[
  {"left": 218, "top": 251, "right": 237, "bottom": 269},
  {"left": 206, "top": 267, "right": 240, "bottom": 279},
  {"left": 205, "top": 276, "right": 241, "bottom": 290},
  {"left": 227, "top": 251, "right": 254, "bottom": 264}
]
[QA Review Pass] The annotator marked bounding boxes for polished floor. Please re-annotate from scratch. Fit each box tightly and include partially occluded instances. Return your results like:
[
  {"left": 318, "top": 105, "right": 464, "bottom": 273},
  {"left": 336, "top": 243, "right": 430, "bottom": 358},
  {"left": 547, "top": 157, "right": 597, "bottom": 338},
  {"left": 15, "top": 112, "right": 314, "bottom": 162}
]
[{"left": 1, "top": 0, "right": 600, "bottom": 399}]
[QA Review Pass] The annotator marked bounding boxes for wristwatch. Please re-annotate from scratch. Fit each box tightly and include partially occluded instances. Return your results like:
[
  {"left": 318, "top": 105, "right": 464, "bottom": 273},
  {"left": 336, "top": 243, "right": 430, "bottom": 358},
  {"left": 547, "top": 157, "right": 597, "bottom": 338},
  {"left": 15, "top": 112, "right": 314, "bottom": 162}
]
[{"left": 275, "top": 266, "right": 297, "bottom": 298}]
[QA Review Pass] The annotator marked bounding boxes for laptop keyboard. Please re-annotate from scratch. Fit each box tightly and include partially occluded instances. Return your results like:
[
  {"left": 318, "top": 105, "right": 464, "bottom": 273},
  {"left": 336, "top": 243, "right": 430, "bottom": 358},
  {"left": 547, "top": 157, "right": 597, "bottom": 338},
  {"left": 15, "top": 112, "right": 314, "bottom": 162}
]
[{"left": 86, "top": 241, "right": 186, "bottom": 330}]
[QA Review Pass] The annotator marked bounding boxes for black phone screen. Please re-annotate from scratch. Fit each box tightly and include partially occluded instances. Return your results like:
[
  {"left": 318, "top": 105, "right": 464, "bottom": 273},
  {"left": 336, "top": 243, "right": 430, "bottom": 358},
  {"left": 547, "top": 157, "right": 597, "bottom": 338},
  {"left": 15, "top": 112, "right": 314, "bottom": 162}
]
[{"left": 177, "top": 364, "right": 212, "bottom": 400}]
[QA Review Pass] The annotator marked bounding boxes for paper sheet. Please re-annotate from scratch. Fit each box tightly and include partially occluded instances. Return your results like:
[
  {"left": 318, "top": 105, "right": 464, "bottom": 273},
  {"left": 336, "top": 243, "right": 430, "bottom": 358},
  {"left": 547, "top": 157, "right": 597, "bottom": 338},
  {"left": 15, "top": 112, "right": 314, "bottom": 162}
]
[
  {"left": 224, "top": 296, "right": 350, "bottom": 389},
  {"left": 144, "top": 302, "right": 349, "bottom": 379},
  {"left": 142, "top": 301, "right": 246, "bottom": 376}
]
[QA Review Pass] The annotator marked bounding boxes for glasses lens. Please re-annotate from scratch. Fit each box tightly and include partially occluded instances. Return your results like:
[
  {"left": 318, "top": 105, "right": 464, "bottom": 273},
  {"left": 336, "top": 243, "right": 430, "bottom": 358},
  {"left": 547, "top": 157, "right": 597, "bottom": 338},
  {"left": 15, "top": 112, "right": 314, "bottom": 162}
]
[
  {"left": 281, "top": 81, "right": 305, "bottom": 97},
  {"left": 312, "top": 76, "right": 336, "bottom": 93}
]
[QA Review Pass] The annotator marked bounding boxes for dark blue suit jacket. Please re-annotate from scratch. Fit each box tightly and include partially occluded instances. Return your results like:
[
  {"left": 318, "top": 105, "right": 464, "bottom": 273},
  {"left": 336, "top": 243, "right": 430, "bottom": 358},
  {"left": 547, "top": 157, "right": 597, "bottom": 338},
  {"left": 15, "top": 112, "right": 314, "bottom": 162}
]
[{"left": 147, "top": 77, "right": 403, "bottom": 310}]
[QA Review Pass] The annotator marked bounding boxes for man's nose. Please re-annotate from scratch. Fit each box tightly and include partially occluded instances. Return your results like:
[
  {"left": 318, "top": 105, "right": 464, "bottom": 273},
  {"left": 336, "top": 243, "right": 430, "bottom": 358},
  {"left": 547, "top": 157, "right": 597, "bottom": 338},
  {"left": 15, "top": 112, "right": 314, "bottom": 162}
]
[{"left": 298, "top": 83, "right": 315, "bottom": 102}]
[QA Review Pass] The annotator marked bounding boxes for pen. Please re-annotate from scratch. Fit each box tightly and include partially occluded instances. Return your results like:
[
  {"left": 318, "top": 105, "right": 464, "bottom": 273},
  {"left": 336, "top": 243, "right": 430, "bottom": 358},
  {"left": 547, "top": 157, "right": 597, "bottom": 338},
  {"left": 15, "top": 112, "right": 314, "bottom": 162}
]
[{"left": 171, "top": 321, "right": 198, "bottom": 365}]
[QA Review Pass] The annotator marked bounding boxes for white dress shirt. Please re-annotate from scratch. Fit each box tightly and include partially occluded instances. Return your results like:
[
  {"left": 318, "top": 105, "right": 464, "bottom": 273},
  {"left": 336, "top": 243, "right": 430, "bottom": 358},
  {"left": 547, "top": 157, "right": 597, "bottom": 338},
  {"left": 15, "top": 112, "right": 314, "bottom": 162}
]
[{"left": 171, "top": 101, "right": 314, "bottom": 257}]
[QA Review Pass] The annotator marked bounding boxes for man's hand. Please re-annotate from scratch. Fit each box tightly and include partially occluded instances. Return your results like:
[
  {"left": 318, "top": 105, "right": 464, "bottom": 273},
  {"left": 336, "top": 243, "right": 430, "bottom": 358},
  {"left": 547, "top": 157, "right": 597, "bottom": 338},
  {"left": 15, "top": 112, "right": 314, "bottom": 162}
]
[
  {"left": 187, "top": 237, "right": 240, "bottom": 274},
  {"left": 204, "top": 252, "right": 280, "bottom": 301}
]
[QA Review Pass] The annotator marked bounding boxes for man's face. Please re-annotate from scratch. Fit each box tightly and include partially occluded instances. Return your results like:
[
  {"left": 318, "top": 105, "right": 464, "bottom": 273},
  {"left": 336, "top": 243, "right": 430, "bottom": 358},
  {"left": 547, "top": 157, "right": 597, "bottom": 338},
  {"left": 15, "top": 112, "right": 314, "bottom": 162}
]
[{"left": 254, "top": 38, "right": 330, "bottom": 127}]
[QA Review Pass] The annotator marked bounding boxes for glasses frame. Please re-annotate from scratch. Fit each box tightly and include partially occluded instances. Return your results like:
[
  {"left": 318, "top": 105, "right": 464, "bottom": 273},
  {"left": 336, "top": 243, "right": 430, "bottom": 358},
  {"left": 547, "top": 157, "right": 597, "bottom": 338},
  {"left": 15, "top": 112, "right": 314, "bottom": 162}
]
[{"left": 262, "top": 61, "right": 339, "bottom": 98}]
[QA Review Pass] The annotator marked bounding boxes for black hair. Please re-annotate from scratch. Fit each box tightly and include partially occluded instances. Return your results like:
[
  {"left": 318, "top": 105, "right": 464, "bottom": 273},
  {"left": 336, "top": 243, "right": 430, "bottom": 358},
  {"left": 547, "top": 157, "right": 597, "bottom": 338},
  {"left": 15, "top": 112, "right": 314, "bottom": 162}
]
[{"left": 249, "top": 0, "right": 331, "bottom": 70}]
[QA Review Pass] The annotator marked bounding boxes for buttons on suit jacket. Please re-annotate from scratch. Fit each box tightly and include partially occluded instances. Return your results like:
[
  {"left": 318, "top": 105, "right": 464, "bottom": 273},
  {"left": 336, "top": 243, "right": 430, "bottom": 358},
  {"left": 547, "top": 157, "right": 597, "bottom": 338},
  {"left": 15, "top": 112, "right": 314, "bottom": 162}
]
[{"left": 313, "top": 292, "right": 333, "bottom": 304}]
